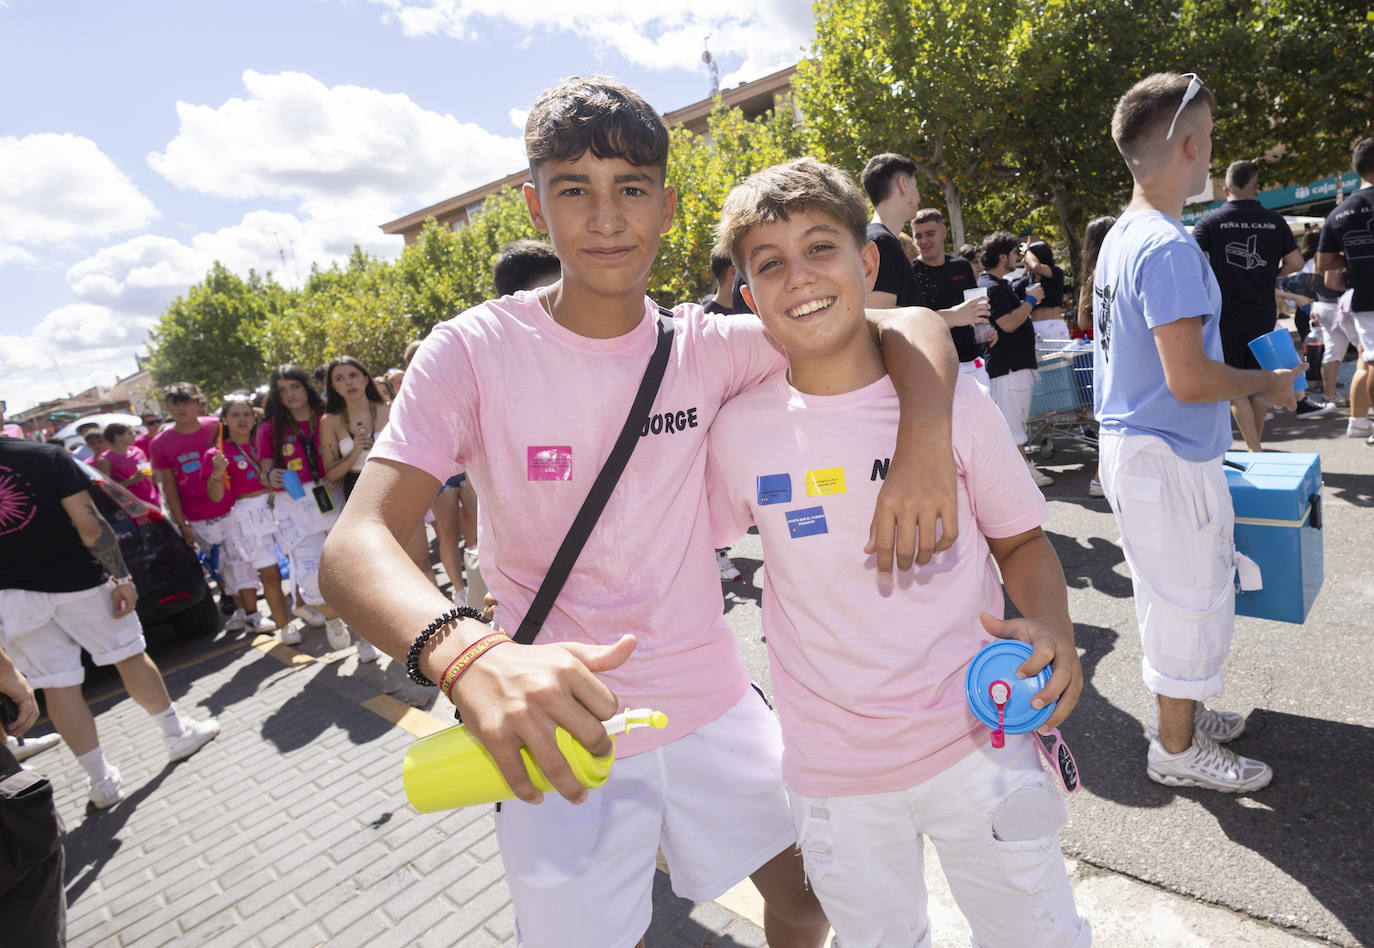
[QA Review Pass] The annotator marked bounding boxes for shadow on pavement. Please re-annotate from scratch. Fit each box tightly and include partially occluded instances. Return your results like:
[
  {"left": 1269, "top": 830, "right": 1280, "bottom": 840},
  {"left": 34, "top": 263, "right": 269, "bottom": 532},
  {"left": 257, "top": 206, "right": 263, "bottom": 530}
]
[
  {"left": 260, "top": 660, "right": 393, "bottom": 752},
  {"left": 1321, "top": 471, "right": 1373, "bottom": 508},
  {"left": 721, "top": 554, "right": 762, "bottom": 616},
  {"left": 1045, "top": 531, "right": 1134, "bottom": 601},
  {"left": 1191, "top": 710, "right": 1374, "bottom": 946},
  {"left": 63, "top": 765, "right": 177, "bottom": 904},
  {"left": 645, "top": 870, "right": 765, "bottom": 947}
]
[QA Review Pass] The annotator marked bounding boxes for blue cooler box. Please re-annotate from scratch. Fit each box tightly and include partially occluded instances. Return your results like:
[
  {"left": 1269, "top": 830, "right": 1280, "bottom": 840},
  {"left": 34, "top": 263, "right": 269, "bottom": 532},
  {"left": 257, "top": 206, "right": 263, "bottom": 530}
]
[{"left": 1224, "top": 451, "right": 1323, "bottom": 624}]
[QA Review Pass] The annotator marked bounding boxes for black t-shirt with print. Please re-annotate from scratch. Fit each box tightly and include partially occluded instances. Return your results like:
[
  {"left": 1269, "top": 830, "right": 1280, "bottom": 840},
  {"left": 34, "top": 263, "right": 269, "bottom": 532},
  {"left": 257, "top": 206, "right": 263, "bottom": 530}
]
[
  {"left": 703, "top": 299, "right": 741, "bottom": 315},
  {"left": 1193, "top": 199, "right": 1298, "bottom": 319},
  {"left": 1319, "top": 187, "right": 1374, "bottom": 312},
  {"left": 1013, "top": 264, "right": 1066, "bottom": 308},
  {"left": 0, "top": 439, "right": 106, "bottom": 593},
  {"left": 980, "top": 273, "right": 1037, "bottom": 379},
  {"left": 867, "top": 222, "right": 919, "bottom": 306},
  {"left": 912, "top": 254, "right": 980, "bottom": 361}
]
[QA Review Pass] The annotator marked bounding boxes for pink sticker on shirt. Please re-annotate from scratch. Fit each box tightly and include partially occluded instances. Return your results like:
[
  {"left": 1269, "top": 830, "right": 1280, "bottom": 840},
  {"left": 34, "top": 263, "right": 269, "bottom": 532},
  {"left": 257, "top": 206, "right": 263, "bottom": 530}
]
[{"left": 527, "top": 445, "right": 573, "bottom": 481}]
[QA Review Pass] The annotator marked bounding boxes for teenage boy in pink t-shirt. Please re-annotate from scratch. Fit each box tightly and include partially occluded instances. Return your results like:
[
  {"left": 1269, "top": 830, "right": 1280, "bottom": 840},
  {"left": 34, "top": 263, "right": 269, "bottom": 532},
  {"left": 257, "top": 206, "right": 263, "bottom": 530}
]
[
  {"left": 706, "top": 158, "right": 1089, "bottom": 946},
  {"left": 321, "top": 78, "right": 959, "bottom": 948}
]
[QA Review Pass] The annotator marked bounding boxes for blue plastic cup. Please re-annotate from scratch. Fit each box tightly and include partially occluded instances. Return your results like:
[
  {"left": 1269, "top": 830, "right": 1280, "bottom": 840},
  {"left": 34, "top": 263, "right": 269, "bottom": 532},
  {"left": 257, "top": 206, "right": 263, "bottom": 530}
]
[
  {"left": 280, "top": 468, "right": 306, "bottom": 499},
  {"left": 1247, "top": 328, "right": 1307, "bottom": 393}
]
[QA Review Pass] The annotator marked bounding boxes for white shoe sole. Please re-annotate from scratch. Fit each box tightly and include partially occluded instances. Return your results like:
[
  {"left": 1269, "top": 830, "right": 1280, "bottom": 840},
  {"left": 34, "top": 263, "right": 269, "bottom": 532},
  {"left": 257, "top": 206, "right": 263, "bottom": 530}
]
[{"left": 1146, "top": 766, "right": 1272, "bottom": 793}]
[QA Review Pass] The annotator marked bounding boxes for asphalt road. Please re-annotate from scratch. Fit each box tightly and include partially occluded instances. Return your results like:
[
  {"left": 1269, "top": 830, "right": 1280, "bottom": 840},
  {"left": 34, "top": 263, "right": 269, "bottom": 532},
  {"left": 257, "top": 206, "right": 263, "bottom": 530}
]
[{"left": 717, "top": 402, "right": 1372, "bottom": 947}]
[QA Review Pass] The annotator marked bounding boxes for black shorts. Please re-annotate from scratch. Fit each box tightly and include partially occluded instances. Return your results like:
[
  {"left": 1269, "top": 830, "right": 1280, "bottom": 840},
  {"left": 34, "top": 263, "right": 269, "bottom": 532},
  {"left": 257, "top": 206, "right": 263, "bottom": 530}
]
[{"left": 1218, "top": 308, "right": 1276, "bottom": 371}]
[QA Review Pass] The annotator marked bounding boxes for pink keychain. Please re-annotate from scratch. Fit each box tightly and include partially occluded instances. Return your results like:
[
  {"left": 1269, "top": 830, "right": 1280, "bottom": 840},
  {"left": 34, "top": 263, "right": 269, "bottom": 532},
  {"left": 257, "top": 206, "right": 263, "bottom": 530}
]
[
  {"left": 1034, "top": 728, "right": 1081, "bottom": 794},
  {"left": 987, "top": 680, "right": 1011, "bottom": 749}
]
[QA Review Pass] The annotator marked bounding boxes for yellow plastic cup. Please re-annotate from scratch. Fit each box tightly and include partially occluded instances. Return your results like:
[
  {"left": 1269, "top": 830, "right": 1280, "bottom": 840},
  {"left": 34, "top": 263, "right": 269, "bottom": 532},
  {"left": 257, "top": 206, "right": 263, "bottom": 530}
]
[{"left": 403, "top": 724, "right": 614, "bottom": 813}]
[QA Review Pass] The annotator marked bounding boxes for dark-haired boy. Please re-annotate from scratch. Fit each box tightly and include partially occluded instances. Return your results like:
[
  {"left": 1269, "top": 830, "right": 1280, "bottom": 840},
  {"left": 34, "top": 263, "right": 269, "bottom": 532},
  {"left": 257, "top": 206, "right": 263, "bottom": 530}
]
[
  {"left": 493, "top": 238, "right": 561, "bottom": 298},
  {"left": 1094, "top": 73, "right": 1300, "bottom": 792},
  {"left": 860, "top": 152, "right": 922, "bottom": 308},
  {"left": 707, "top": 155, "right": 1088, "bottom": 947},
  {"left": 910, "top": 207, "right": 991, "bottom": 381},
  {"left": 323, "top": 76, "right": 959, "bottom": 947}
]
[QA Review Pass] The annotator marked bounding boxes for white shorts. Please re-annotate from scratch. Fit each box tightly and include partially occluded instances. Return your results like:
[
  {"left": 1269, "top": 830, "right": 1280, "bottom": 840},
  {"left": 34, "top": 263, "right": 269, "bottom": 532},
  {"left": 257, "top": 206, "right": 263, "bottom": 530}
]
[
  {"left": 0, "top": 585, "right": 146, "bottom": 688},
  {"left": 1033, "top": 319, "right": 1072, "bottom": 342},
  {"left": 989, "top": 368, "right": 1036, "bottom": 445},
  {"left": 494, "top": 687, "right": 795, "bottom": 948},
  {"left": 792, "top": 737, "right": 1088, "bottom": 948},
  {"left": 227, "top": 494, "right": 280, "bottom": 572},
  {"left": 1352, "top": 309, "right": 1374, "bottom": 362},
  {"left": 1311, "top": 301, "right": 1353, "bottom": 364},
  {"left": 273, "top": 488, "right": 340, "bottom": 605},
  {"left": 958, "top": 358, "right": 991, "bottom": 390},
  {"left": 1099, "top": 434, "right": 1236, "bottom": 700},
  {"left": 190, "top": 512, "right": 257, "bottom": 595}
]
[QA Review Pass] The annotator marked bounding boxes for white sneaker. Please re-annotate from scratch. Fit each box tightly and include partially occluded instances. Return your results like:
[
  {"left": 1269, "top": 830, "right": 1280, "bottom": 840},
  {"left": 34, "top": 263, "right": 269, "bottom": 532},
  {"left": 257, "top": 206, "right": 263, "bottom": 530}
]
[
  {"left": 453, "top": 587, "right": 469, "bottom": 608},
  {"left": 244, "top": 611, "right": 276, "bottom": 634},
  {"left": 88, "top": 766, "right": 123, "bottom": 809},
  {"left": 1147, "top": 734, "right": 1272, "bottom": 792},
  {"left": 1347, "top": 417, "right": 1373, "bottom": 438},
  {"left": 716, "top": 550, "right": 741, "bottom": 582},
  {"left": 167, "top": 716, "right": 220, "bottom": 762},
  {"left": 355, "top": 638, "right": 380, "bottom": 664},
  {"left": 280, "top": 620, "right": 303, "bottom": 646},
  {"left": 1026, "top": 461, "right": 1054, "bottom": 487},
  {"left": 7, "top": 732, "right": 61, "bottom": 762},
  {"left": 292, "top": 601, "right": 326, "bottom": 628},
  {"left": 1088, "top": 478, "right": 1105, "bottom": 498},
  {"left": 224, "top": 608, "right": 247, "bottom": 631},
  {"left": 1144, "top": 703, "right": 1246, "bottom": 743},
  {"left": 325, "top": 618, "right": 352, "bottom": 651}
]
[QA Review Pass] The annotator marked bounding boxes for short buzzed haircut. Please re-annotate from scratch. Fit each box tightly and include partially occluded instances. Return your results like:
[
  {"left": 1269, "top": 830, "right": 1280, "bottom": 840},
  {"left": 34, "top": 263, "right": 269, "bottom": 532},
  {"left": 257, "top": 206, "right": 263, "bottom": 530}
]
[
  {"left": 103, "top": 422, "right": 131, "bottom": 442},
  {"left": 1226, "top": 159, "right": 1259, "bottom": 191},
  {"left": 860, "top": 153, "right": 918, "bottom": 205},
  {"left": 713, "top": 157, "right": 869, "bottom": 277},
  {"left": 525, "top": 76, "right": 669, "bottom": 179},
  {"left": 913, "top": 208, "right": 945, "bottom": 226},
  {"left": 1353, "top": 137, "right": 1374, "bottom": 179},
  {"left": 1111, "top": 72, "right": 1215, "bottom": 169},
  {"left": 493, "top": 239, "right": 561, "bottom": 297},
  {"left": 709, "top": 251, "right": 735, "bottom": 282}
]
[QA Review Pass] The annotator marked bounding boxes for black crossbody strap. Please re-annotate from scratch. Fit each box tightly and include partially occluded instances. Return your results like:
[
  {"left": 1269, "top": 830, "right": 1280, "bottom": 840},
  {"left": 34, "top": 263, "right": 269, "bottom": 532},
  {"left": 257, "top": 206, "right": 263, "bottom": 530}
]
[{"left": 513, "top": 308, "right": 676, "bottom": 645}]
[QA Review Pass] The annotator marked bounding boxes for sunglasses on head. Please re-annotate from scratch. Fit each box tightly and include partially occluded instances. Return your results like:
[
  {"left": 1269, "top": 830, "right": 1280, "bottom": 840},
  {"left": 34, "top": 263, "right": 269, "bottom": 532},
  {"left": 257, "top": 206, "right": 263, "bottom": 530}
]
[{"left": 1165, "top": 73, "right": 1202, "bottom": 142}]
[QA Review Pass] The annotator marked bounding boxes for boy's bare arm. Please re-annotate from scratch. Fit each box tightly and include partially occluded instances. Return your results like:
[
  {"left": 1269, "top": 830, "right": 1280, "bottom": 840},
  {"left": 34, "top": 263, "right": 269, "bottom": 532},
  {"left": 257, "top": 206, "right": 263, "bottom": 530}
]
[
  {"left": 1152, "top": 317, "right": 1300, "bottom": 406},
  {"left": 319, "top": 458, "right": 633, "bottom": 805},
  {"left": 984, "top": 527, "right": 1082, "bottom": 731},
  {"left": 865, "top": 305, "right": 959, "bottom": 570}
]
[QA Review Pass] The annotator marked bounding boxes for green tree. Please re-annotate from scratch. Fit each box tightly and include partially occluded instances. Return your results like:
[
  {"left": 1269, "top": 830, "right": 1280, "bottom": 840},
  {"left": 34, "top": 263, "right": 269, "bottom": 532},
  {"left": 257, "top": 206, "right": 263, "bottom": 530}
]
[{"left": 147, "top": 262, "right": 285, "bottom": 403}]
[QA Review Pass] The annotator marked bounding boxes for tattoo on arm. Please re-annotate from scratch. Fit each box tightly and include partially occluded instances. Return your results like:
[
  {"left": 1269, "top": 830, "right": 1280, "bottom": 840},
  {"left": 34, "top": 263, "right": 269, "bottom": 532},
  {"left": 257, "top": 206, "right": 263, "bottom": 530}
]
[{"left": 84, "top": 502, "right": 130, "bottom": 579}]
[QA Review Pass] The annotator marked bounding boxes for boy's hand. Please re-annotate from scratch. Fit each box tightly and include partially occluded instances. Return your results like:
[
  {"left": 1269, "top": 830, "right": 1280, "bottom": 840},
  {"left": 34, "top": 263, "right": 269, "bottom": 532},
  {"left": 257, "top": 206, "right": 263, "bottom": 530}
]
[
  {"left": 0, "top": 662, "right": 39, "bottom": 738},
  {"left": 979, "top": 612, "right": 1082, "bottom": 732},
  {"left": 450, "top": 634, "right": 636, "bottom": 804},
  {"left": 1258, "top": 368, "right": 1302, "bottom": 411},
  {"left": 866, "top": 437, "right": 958, "bottom": 570}
]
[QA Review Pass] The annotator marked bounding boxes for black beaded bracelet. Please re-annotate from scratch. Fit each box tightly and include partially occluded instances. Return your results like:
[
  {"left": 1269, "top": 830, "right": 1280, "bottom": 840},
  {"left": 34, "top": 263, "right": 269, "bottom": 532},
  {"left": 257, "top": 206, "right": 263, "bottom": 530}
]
[{"left": 405, "top": 606, "right": 490, "bottom": 686}]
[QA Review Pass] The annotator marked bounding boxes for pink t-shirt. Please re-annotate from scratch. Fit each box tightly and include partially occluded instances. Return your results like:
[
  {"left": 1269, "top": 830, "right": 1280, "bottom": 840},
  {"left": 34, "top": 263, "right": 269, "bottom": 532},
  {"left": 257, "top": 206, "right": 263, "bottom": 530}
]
[
  {"left": 255, "top": 416, "right": 326, "bottom": 487},
  {"left": 706, "top": 374, "right": 1049, "bottom": 797},
  {"left": 149, "top": 418, "right": 233, "bottom": 522},
  {"left": 207, "top": 438, "right": 268, "bottom": 501},
  {"left": 372, "top": 291, "right": 785, "bottom": 756},
  {"left": 99, "top": 446, "right": 160, "bottom": 507}
]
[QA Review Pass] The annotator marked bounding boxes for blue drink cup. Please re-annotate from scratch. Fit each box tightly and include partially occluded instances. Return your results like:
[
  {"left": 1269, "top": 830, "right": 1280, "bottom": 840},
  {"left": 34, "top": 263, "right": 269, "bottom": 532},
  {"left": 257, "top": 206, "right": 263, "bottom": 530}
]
[
  {"left": 280, "top": 468, "right": 306, "bottom": 499},
  {"left": 1247, "top": 328, "right": 1307, "bottom": 393}
]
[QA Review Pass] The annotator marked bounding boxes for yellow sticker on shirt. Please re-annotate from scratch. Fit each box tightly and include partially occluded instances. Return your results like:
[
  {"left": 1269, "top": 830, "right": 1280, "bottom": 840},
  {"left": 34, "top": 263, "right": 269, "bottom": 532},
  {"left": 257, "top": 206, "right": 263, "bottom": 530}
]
[
  {"left": 287, "top": 458, "right": 304, "bottom": 471},
  {"left": 805, "top": 467, "right": 846, "bottom": 496}
]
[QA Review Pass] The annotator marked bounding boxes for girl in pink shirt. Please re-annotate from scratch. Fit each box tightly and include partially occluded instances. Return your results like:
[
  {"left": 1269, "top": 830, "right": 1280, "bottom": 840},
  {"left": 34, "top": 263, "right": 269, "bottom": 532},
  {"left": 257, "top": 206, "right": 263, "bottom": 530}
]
[{"left": 96, "top": 423, "right": 160, "bottom": 508}]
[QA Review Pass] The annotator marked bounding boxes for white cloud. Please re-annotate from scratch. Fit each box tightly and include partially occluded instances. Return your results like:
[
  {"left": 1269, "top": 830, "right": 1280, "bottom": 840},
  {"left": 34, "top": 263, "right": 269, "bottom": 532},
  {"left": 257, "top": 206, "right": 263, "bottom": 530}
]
[
  {"left": 33, "top": 303, "right": 151, "bottom": 349},
  {"left": 0, "top": 244, "right": 37, "bottom": 267},
  {"left": 148, "top": 70, "right": 528, "bottom": 210},
  {"left": 365, "top": 1, "right": 813, "bottom": 81},
  {"left": 0, "top": 304, "right": 153, "bottom": 415},
  {"left": 0, "top": 133, "right": 158, "bottom": 246},
  {"left": 509, "top": 107, "right": 529, "bottom": 131}
]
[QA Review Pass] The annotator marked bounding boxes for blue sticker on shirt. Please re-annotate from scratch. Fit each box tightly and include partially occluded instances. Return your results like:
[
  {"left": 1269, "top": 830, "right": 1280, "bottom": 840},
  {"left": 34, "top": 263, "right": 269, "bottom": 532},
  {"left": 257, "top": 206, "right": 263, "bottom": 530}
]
[
  {"left": 180, "top": 460, "right": 202, "bottom": 474},
  {"left": 785, "top": 505, "right": 828, "bottom": 538},
  {"left": 756, "top": 473, "right": 792, "bottom": 506}
]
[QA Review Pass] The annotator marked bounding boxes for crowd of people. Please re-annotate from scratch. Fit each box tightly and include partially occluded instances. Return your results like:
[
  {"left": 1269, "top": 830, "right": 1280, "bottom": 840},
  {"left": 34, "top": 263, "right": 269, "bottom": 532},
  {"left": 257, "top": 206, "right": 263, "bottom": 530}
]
[{"left": 2, "top": 65, "right": 1369, "bottom": 948}]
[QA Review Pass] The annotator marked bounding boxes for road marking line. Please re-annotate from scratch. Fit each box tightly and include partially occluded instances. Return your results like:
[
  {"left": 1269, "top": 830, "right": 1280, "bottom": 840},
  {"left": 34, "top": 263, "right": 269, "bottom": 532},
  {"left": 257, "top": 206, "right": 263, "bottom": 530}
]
[{"left": 361, "top": 695, "right": 449, "bottom": 738}]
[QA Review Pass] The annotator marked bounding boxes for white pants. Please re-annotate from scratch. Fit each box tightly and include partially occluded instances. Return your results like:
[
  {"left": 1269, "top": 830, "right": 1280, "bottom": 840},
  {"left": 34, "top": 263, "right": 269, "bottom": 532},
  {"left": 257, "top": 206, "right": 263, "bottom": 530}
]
[
  {"left": 1312, "top": 301, "right": 1353, "bottom": 364},
  {"left": 272, "top": 488, "right": 340, "bottom": 605},
  {"left": 494, "top": 687, "right": 795, "bottom": 948},
  {"left": 791, "top": 737, "right": 1089, "bottom": 948},
  {"left": 1099, "top": 434, "right": 1236, "bottom": 700},
  {"left": 989, "top": 368, "right": 1036, "bottom": 446},
  {"left": 959, "top": 358, "right": 991, "bottom": 390},
  {"left": 190, "top": 513, "right": 257, "bottom": 595},
  {"left": 1034, "top": 319, "right": 1072, "bottom": 342},
  {"left": 227, "top": 494, "right": 280, "bottom": 572},
  {"left": 0, "top": 585, "right": 146, "bottom": 688}
]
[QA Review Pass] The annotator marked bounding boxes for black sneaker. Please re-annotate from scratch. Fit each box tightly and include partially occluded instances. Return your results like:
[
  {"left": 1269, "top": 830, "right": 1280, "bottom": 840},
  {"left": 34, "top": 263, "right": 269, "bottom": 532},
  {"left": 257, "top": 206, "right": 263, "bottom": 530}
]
[{"left": 1294, "top": 396, "right": 1336, "bottom": 419}]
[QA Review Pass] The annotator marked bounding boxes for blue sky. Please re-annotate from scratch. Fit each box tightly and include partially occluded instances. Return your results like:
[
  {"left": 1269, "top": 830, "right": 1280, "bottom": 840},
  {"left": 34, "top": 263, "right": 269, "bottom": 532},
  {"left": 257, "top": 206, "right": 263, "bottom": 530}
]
[{"left": 0, "top": 0, "right": 814, "bottom": 413}]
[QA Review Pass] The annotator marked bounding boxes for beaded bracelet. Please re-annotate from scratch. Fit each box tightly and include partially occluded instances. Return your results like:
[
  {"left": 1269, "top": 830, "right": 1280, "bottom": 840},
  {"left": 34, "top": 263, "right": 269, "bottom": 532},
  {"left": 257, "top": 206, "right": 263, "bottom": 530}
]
[
  {"left": 405, "top": 606, "right": 490, "bottom": 686},
  {"left": 439, "top": 631, "right": 511, "bottom": 700}
]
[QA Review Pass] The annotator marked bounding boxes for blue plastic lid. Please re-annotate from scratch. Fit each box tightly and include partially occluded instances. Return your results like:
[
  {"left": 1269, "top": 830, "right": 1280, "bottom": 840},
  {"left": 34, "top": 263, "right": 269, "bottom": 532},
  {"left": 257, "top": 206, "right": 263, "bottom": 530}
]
[{"left": 965, "top": 640, "right": 1054, "bottom": 735}]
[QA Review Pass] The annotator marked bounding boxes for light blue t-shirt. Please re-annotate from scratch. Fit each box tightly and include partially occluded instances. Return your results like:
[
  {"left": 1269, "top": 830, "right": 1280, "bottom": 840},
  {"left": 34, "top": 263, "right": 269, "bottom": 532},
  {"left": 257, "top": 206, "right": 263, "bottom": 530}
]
[{"left": 1092, "top": 210, "right": 1230, "bottom": 461}]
